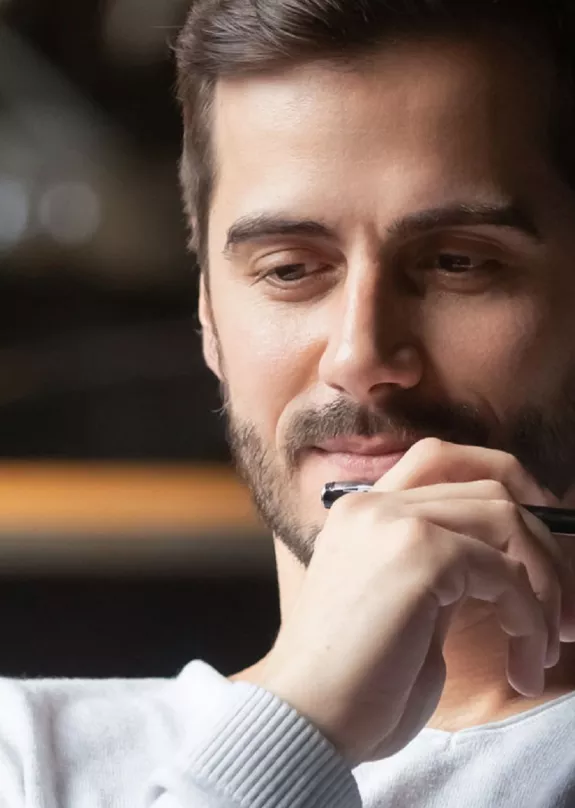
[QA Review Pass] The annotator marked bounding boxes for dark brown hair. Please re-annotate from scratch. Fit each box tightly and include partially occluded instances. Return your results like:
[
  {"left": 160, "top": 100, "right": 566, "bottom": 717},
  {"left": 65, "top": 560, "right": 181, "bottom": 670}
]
[{"left": 175, "top": 0, "right": 575, "bottom": 273}]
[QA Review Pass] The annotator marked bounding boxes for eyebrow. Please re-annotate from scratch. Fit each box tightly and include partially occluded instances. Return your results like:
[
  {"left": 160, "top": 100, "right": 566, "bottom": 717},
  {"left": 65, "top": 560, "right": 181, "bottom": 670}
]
[
  {"left": 222, "top": 202, "right": 543, "bottom": 257},
  {"left": 387, "top": 203, "right": 543, "bottom": 243}
]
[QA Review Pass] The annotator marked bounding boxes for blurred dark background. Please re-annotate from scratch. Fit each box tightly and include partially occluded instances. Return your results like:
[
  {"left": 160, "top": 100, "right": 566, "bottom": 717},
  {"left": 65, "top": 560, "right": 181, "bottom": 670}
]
[
  {"left": 0, "top": 0, "right": 227, "bottom": 461},
  {"left": 0, "top": 0, "right": 279, "bottom": 681}
]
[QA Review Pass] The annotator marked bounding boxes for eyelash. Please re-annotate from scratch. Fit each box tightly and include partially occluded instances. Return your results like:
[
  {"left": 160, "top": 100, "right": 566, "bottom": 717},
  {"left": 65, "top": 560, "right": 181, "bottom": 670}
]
[
  {"left": 260, "top": 253, "right": 504, "bottom": 286},
  {"left": 262, "top": 263, "right": 324, "bottom": 284},
  {"left": 414, "top": 254, "right": 504, "bottom": 275}
]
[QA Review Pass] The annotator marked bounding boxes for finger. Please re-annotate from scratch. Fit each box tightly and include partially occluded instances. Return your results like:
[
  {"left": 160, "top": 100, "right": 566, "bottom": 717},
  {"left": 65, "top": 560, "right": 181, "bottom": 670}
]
[
  {"left": 500, "top": 560, "right": 548, "bottom": 697},
  {"left": 507, "top": 511, "right": 562, "bottom": 669},
  {"left": 375, "top": 438, "right": 558, "bottom": 508},
  {"left": 373, "top": 495, "right": 562, "bottom": 670},
  {"left": 369, "top": 479, "right": 568, "bottom": 593},
  {"left": 372, "top": 478, "right": 515, "bottom": 505},
  {"left": 370, "top": 479, "right": 574, "bottom": 652},
  {"left": 437, "top": 500, "right": 561, "bottom": 671},
  {"left": 520, "top": 508, "right": 575, "bottom": 645},
  {"left": 426, "top": 527, "right": 548, "bottom": 697},
  {"left": 469, "top": 553, "right": 548, "bottom": 697}
]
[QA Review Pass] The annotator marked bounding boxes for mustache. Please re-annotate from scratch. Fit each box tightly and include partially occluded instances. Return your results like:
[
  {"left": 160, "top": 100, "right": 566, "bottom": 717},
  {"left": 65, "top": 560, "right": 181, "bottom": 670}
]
[{"left": 283, "top": 397, "right": 491, "bottom": 470}]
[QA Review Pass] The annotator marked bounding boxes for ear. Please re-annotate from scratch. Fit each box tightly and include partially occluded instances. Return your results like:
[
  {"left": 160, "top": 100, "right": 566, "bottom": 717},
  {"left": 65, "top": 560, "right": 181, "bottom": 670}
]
[{"left": 198, "top": 273, "right": 223, "bottom": 381}]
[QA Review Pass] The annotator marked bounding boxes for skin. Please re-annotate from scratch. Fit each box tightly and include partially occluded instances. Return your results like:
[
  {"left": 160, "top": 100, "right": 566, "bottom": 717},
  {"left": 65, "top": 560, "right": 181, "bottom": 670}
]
[{"left": 197, "top": 34, "right": 575, "bottom": 733}]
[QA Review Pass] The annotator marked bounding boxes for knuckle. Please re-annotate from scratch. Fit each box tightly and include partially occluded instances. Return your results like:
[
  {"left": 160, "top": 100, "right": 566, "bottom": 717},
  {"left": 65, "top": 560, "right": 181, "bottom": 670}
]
[
  {"left": 507, "top": 561, "right": 547, "bottom": 624},
  {"left": 425, "top": 542, "right": 464, "bottom": 602},
  {"left": 498, "top": 449, "right": 524, "bottom": 477},
  {"left": 510, "top": 555, "right": 558, "bottom": 607},
  {"left": 530, "top": 563, "right": 559, "bottom": 601},
  {"left": 500, "top": 452, "right": 542, "bottom": 493},
  {"left": 508, "top": 557, "right": 530, "bottom": 585},
  {"left": 393, "top": 517, "right": 453, "bottom": 571},
  {"left": 493, "top": 497, "right": 522, "bottom": 522},
  {"left": 395, "top": 515, "right": 430, "bottom": 541},
  {"left": 484, "top": 479, "right": 513, "bottom": 501},
  {"left": 391, "top": 516, "right": 432, "bottom": 556},
  {"left": 413, "top": 437, "right": 445, "bottom": 460},
  {"left": 430, "top": 538, "right": 461, "bottom": 578},
  {"left": 388, "top": 519, "right": 465, "bottom": 602}
]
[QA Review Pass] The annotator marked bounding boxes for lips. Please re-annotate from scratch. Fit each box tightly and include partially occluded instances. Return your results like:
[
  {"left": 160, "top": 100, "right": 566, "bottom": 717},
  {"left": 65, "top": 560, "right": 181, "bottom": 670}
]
[
  {"left": 308, "top": 437, "right": 418, "bottom": 482},
  {"left": 314, "top": 436, "right": 416, "bottom": 456}
]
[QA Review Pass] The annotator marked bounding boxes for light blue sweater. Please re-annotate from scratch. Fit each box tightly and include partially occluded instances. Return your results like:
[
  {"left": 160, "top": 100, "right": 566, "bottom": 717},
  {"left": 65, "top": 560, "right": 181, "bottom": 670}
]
[{"left": 1, "top": 659, "right": 574, "bottom": 806}]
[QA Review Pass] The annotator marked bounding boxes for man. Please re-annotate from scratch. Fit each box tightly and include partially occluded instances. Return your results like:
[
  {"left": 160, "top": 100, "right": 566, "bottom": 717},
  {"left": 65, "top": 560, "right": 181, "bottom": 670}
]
[{"left": 2, "top": 0, "right": 575, "bottom": 805}]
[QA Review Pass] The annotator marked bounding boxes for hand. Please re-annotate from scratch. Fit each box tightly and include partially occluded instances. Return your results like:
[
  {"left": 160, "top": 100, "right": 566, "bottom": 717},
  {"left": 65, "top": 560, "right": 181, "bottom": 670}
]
[{"left": 256, "top": 439, "right": 575, "bottom": 766}]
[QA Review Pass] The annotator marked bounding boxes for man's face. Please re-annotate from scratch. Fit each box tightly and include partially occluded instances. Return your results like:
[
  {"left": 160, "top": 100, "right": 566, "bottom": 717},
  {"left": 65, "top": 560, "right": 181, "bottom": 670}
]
[{"left": 200, "top": 35, "right": 575, "bottom": 567}]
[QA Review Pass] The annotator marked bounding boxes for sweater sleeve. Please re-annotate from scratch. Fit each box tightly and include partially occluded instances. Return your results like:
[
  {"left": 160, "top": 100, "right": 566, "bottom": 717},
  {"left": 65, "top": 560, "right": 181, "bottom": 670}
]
[{"left": 148, "top": 663, "right": 362, "bottom": 808}]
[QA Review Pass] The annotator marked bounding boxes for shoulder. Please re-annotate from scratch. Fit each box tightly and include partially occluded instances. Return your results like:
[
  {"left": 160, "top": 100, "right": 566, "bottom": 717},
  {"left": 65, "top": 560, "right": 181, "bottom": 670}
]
[
  {"left": 0, "top": 660, "right": 232, "bottom": 802},
  {"left": 0, "top": 660, "right": 237, "bottom": 753}
]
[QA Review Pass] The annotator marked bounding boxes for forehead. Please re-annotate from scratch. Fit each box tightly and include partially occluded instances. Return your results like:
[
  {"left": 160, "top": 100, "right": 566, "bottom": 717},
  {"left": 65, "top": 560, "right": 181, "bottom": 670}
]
[{"left": 210, "top": 36, "right": 551, "bottom": 227}]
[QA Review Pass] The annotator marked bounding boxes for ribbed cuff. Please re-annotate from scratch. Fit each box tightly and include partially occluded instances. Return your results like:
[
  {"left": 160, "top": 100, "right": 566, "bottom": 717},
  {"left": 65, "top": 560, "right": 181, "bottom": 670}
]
[{"left": 179, "top": 685, "right": 361, "bottom": 808}]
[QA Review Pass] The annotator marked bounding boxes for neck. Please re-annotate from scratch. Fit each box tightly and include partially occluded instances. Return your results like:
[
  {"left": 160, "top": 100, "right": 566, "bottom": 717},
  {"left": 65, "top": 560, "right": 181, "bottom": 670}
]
[{"left": 270, "top": 540, "right": 575, "bottom": 732}]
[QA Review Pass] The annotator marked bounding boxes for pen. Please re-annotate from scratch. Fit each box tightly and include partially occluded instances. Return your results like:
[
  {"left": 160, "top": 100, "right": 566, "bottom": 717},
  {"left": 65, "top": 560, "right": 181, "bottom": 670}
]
[{"left": 321, "top": 482, "right": 575, "bottom": 535}]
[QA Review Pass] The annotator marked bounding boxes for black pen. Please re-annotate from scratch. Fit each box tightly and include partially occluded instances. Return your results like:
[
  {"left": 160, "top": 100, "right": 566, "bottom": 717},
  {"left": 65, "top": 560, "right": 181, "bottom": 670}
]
[{"left": 321, "top": 482, "right": 575, "bottom": 535}]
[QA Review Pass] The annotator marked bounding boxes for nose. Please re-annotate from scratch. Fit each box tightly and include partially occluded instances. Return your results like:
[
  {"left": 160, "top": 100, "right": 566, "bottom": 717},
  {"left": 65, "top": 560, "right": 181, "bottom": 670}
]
[{"left": 318, "top": 270, "right": 423, "bottom": 406}]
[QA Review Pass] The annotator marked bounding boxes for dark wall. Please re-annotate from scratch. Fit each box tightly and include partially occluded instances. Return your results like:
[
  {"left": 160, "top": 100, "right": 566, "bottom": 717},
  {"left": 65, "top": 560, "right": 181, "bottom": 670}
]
[
  {"left": 1, "top": 0, "right": 227, "bottom": 462},
  {"left": 0, "top": 574, "right": 280, "bottom": 679},
  {"left": 0, "top": 1, "right": 279, "bottom": 681}
]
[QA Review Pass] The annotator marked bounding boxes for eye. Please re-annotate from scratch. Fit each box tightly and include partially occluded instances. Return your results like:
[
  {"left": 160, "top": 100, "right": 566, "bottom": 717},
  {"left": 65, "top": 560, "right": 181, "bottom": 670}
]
[
  {"left": 265, "top": 263, "right": 309, "bottom": 283},
  {"left": 256, "top": 258, "right": 335, "bottom": 299},
  {"left": 418, "top": 252, "right": 502, "bottom": 274},
  {"left": 260, "top": 259, "right": 332, "bottom": 287}
]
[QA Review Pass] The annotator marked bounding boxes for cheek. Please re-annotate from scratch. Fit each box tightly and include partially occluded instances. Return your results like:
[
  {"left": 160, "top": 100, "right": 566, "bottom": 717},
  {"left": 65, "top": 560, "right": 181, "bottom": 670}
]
[
  {"left": 425, "top": 295, "right": 555, "bottom": 402},
  {"left": 214, "top": 293, "right": 315, "bottom": 429}
]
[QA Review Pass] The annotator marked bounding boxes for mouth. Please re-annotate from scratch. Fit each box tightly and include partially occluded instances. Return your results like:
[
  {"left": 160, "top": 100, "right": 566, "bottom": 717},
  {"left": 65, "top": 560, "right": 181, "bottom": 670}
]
[{"left": 306, "top": 436, "right": 419, "bottom": 483}]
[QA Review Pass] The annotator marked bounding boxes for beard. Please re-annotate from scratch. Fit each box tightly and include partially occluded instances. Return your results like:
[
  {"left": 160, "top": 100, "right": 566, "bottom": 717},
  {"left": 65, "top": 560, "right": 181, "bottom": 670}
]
[{"left": 221, "top": 375, "right": 575, "bottom": 569}]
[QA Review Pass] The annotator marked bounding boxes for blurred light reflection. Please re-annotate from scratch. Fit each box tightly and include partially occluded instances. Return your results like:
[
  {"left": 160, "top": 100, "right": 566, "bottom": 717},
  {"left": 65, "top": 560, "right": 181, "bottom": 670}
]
[{"left": 39, "top": 181, "right": 101, "bottom": 246}]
